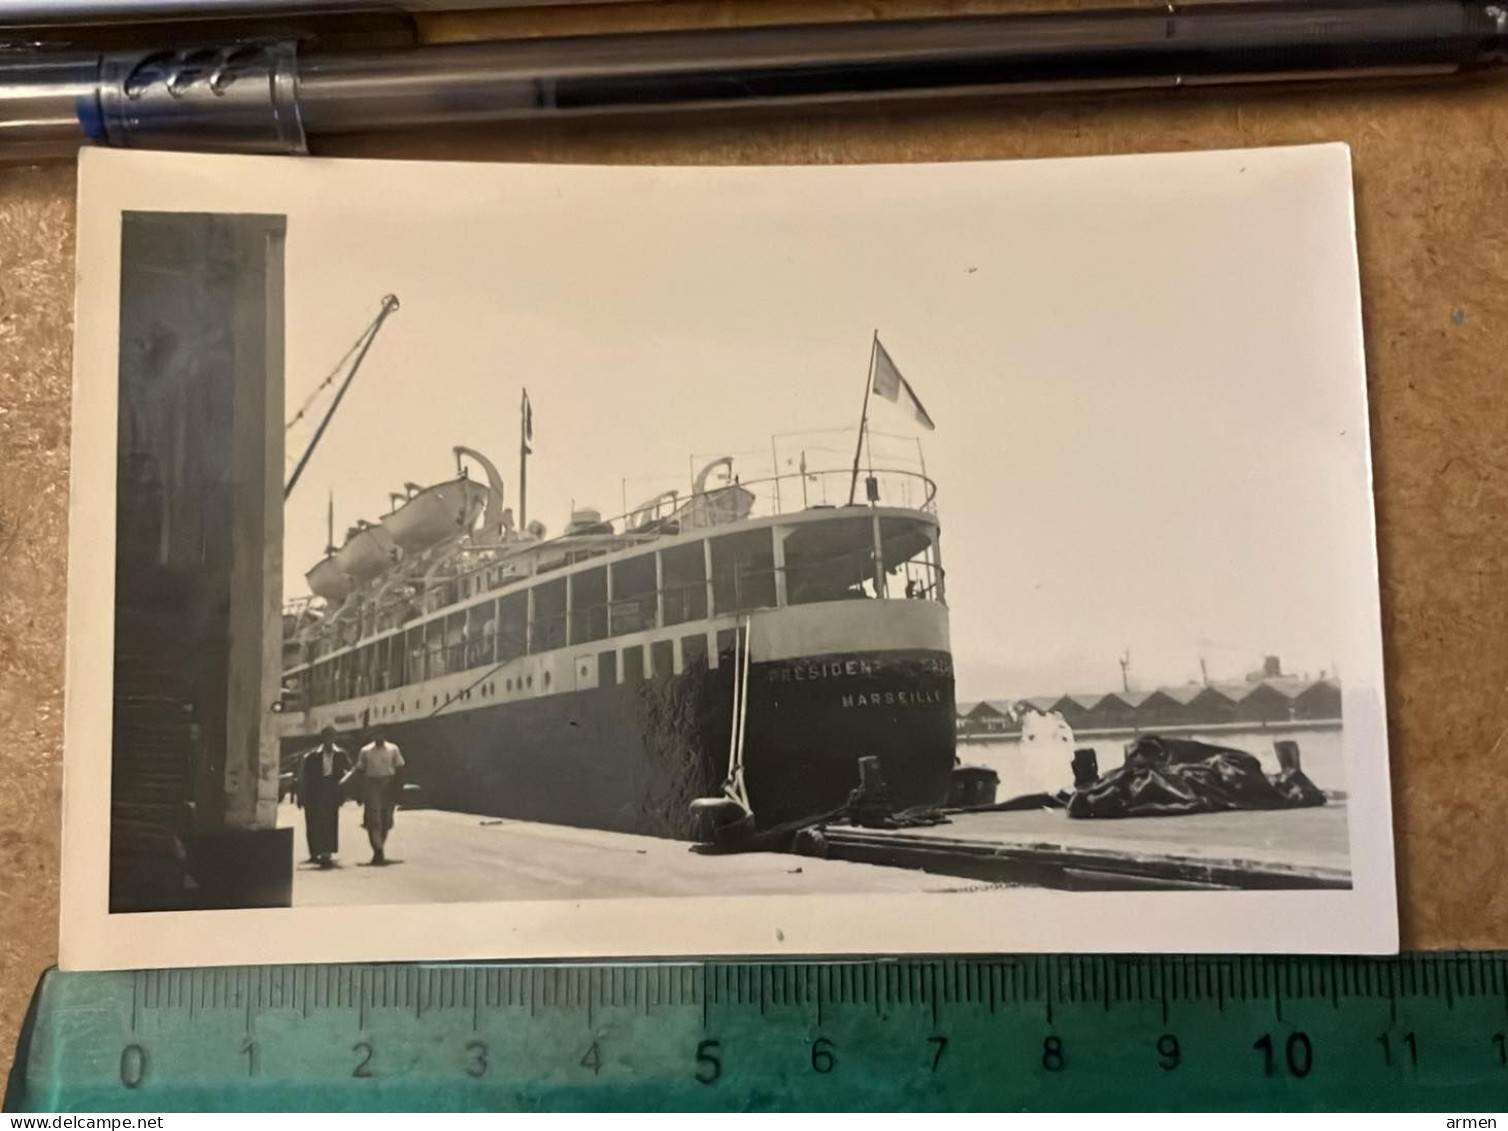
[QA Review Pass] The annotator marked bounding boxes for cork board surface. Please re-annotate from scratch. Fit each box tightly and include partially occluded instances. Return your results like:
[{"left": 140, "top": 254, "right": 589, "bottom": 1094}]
[{"left": 3, "top": 0, "right": 1507, "bottom": 1079}]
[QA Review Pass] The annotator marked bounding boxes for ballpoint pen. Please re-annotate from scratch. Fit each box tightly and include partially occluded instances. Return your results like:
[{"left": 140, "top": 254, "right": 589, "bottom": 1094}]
[{"left": 1, "top": 0, "right": 1506, "bottom": 161}]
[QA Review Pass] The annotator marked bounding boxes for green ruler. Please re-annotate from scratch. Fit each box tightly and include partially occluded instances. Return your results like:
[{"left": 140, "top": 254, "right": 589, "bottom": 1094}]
[{"left": 8, "top": 955, "right": 1508, "bottom": 1111}]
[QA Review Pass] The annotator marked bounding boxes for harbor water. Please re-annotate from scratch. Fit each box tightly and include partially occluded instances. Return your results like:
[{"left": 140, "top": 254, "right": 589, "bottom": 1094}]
[{"left": 958, "top": 724, "right": 1347, "bottom": 800}]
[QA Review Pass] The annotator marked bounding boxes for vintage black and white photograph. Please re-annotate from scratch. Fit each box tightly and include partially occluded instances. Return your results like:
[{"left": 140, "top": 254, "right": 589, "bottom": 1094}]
[{"left": 61, "top": 144, "right": 1395, "bottom": 969}]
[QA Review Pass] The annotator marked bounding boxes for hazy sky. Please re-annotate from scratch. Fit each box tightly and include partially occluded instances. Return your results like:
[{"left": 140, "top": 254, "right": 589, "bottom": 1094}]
[{"left": 268, "top": 147, "right": 1377, "bottom": 702}]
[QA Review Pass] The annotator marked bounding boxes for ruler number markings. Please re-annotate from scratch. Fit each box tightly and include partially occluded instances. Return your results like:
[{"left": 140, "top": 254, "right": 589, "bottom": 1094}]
[
  {"left": 465, "top": 1040, "right": 488, "bottom": 1079},
  {"left": 1254, "top": 1032, "right": 1313, "bottom": 1078},
  {"left": 1157, "top": 1033, "right": 1182, "bottom": 1071},
  {"left": 927, "top": 1035, "right": 947, "bottom": 1072},
  {"left": 352, "top": 1040, "right": 374, "bottom": 1079},
  {"left": 66, "top": 956, "right": 1508, "bottom": 1102},
  {"left": 695, "top": 1039, "right": 722, "bottom": 1085}
]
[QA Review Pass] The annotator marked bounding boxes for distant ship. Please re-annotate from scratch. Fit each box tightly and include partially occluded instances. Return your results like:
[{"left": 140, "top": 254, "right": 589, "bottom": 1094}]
[{"left": 277, "top": 441, "right": 955, "bottom": 838}]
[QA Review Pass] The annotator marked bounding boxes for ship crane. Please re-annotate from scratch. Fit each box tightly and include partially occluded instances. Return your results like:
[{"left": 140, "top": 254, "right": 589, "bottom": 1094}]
[{"left": 284, "top": 293, "right": 401, "bottom": 501}]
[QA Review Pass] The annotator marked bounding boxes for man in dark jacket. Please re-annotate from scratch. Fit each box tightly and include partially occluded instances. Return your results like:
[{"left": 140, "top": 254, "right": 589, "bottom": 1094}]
[{"left": 299, "top": 726, "right": 352, "bottom": 868}]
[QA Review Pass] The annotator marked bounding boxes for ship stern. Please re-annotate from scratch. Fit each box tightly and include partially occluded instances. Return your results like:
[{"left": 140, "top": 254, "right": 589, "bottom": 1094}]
[{"left": 740, "top": 599, "right": 955, "bottom": 829}]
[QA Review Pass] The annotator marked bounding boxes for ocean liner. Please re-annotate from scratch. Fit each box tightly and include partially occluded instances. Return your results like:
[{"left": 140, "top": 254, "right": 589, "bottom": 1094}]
[{"left": 277, "top": 430, "right": 955, "bottom": 839}]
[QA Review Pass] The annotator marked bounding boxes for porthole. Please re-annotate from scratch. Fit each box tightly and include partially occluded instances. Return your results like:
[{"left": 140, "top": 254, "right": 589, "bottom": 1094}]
[
  {"left": 544, "top": 671, "right": 552, "bottom": 688},
  {"left": 527, "top": 674, "right": 534, "bottom": 688},
  {"left": 506, "top": 679, "right": 513, "bottom": 692}
]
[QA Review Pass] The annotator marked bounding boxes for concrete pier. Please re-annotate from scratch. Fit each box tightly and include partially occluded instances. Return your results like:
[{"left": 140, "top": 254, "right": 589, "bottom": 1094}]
[{"left": 279, "top": 803, "right": 960, "bottom": 905}]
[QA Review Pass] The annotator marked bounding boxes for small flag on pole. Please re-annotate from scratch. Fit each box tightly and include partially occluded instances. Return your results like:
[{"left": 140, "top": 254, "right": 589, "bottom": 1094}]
[
  {"left": 871, "top": 339, "right": 935, "bottom": 430},
  {"left": 521, "top": 389, "right": 534, "bottom": 454}
]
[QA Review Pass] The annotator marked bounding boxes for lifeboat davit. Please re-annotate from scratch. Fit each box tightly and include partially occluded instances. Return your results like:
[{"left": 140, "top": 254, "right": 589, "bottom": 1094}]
[{"left": 381, "top": 476, "right": 492, "bottom": 553}]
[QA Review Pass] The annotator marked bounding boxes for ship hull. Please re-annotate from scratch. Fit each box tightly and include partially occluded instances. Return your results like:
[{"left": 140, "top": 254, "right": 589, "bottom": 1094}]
[{"left": 280, "top": 648, "right": 955, "bottom": 839}]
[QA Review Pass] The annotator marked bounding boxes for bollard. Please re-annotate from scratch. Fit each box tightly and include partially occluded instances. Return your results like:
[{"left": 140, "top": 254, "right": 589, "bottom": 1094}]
[
  {"left": 1275, "top": 739, "right": 1302, "bottom": 774},
  {"left": 1072, "top": 748, "right": 1100, "bottom": 789},
  {"left": 857, "top": 755, "right": 887, "bottom": 795}
]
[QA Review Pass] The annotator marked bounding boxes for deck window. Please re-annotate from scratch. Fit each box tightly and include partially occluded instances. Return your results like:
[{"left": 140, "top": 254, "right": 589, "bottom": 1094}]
[
  {"left": 715, "top": 627, "right": 740, "bottom": 662},
  {"left": 570, "top": 566, "right": 609, "bottom": 644},
  {"left": 681, "top": 633, "right": 708, "bottom": 671},
  {"left": 466, "top": 601, "right": 496, "bottom": 668},
  {"left": 531, "top": 578, "right": 567, "bottom": 653},
  {"left": 497, "top": 591, "right": 527, "bottom": 663},
  {"left": 598, "top": 650, "right": 618, "bottom": 687},
  {"left": 443, "top": 611, "right": 467, "bottom": 674},
  {"left": 650, "top": 638, "right": 675, "bottom": 679},
  {"left": 622, "top": 645, "right": 645, "bottom": 682},
  {"left": 610, "top": 553, "right": 657, "bottom": 636},
  {"left": 388, "top": 632, "right": 407, "bottom": 689},
  {"left": 784, "top": 516, "right": 875, "bottom": 605},
  {"left": 879, "top": 515, "right": 943, "bottom": 603},
  {"left": 710, "top": 528, "right": 776, "bottom": 615},
  {"left": 405, "top": 626, "right": 424, "bottom": 685},
  {"left": 661, "top": 542, "right": 707, "bottom": 626}
]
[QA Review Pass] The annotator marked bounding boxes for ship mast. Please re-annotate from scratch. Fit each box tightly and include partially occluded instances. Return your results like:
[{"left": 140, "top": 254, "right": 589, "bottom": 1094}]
[
  {"left": 846, "top": 330, "right": 879, "bottom": 506},
  {"left": 519, "top": 388, "right": 533, "bottom": 529}
]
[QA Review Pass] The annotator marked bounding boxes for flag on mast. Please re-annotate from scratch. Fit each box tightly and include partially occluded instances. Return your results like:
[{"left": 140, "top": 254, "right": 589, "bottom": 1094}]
[
  {"left": 870, "top": 338, "right": 935, "bottom": 430},
  {"left": 521, "top": 389, "right": 534, "bottom": 454}
]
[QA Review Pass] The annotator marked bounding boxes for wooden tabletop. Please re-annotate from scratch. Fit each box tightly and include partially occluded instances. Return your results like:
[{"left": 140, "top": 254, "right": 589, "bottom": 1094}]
[{"left": 4, "top": 0, "right": 1507, "bottom": 1082}]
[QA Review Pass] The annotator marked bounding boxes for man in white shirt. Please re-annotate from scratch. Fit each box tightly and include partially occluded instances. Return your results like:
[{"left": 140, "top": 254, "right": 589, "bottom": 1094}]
[{"left": 348, "top": 729, "right": 405, "bottom": 865}]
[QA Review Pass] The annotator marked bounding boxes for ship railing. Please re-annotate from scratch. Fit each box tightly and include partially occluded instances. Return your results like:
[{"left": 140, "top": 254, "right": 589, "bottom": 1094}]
[
  {"left": 284, "top": 469, "right": 937, "bottom": 655},
  {"left": 651, "top": 466, "right": 938, "bottom": 528},
  {"left": 358, "top": 466, "right": 938, "bottom": 624}
]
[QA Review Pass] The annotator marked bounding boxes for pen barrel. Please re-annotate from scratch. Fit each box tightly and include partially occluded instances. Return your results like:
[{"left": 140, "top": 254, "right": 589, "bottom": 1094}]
[
  {"left": 295, "top": 0, "right": 1508, "bottom": 133},
  {"left": 97, "top": 41, "right": 306, "bottom": 153},
  {"left": 0, "top": 41, "right": 305, "bottom": 161},
  {"left": 0, "top": 55, "right": 100, "bottom": 161},
  {"left": 1, "top": 0, "right": 1505, "bottom": 158}
]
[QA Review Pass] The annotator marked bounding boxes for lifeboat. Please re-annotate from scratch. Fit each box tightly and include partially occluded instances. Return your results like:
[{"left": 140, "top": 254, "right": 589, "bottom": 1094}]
[
  {"left": 333, "top": 522, "right": 398, "bottom": 581},
  {"left": 305, "top": 555, "right": 353, "bottom": 602},
  {"left": 304, "top": 522, "right": 399, "bottom": 600},
  {"left": 381, "top": 476, "right": 493, "bottom": 553}
]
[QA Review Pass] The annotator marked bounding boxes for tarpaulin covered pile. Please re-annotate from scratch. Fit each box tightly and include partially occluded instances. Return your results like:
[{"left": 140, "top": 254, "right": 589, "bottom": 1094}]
[{"left": 1066, "top": 735, "right": 1326, "bottom": 820}]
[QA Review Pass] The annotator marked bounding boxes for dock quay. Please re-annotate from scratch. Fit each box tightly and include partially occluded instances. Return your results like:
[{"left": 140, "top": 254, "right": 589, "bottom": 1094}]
[
  {"left": 281, "top": 797, "right": 1349, "bottom": 904},
  {"left": 812, "top": 804, "right": 1352, "bottom": 891},
  {"left": 279, "top": 803, "right": 962, "bottom": 906}
]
